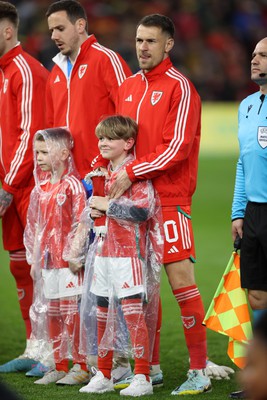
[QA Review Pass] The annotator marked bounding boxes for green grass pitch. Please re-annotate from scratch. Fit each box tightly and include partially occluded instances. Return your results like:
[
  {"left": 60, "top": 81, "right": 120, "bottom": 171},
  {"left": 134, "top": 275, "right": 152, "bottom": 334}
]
[{"left": 0, "top": 156, "right": 241, "bottom": 399}]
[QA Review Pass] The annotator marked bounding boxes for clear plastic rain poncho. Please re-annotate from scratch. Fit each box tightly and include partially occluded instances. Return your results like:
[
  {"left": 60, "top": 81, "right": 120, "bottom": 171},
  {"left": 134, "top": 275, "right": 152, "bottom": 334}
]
[
  {"left": 76, "top": 154, "right": 164, "bottom": 364},
  {"left": 23, "top": 128, "right": 87, "bottom": 364}
]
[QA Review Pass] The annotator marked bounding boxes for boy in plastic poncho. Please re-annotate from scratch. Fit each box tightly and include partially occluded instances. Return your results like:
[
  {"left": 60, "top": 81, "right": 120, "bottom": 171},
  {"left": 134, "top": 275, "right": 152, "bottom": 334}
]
[
  {"left": 23, "top": 128, "right": 90, "bottom": 385},
  {"left": 79, "top": 115, "right": 163, "bottom": 397}
]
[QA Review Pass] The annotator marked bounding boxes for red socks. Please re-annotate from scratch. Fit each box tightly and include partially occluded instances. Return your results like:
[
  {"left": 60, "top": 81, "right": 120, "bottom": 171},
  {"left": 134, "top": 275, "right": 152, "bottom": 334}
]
[
  {"left": 48, "top": 299, "right": 87, "bottom": 370},
  {"left": 60, "top": 299, "right": 86, "bottom": 366},
  {"left": 97, "top": 306, "right": 113, "bottom": 379},
  {"left": 121, "top": 298, "right": 150, "bottom": 379},
  {"left": 173, "top": 285, "right": 207, "bottom": 369},
  {"left": 9, "top": 250, "right": 33, "bottom": 338},
  {"left": 48, "top": 300, "right": 64, "bottom": 364},
  {"left": 97, "top": 299, "right": 150, "bottom": 380},
  {"left": 56, "top": 360, "right": 69, "bottom": 373}
]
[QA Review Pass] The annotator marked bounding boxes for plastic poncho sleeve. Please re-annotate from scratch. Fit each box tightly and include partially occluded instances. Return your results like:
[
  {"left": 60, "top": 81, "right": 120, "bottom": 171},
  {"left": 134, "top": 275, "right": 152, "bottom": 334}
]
[{"left": 106, "top": 180, "right": 155, "bottom": 223}]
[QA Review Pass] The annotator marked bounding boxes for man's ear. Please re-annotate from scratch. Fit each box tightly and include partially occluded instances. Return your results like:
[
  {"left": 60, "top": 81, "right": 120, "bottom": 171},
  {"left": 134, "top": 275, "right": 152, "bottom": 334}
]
[
  {"left": 76, "top": 18, "right": 87, "bottom": 34},
  {"left": 165, "top": 37, "right": 174, "bottom": 54},
  {"left": 4, "top": 26, "right": 13, "bottom": 41}
]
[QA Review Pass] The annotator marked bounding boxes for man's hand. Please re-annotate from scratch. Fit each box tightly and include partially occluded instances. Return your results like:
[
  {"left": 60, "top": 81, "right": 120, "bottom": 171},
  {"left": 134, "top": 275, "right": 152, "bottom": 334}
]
[
  {"left": 109, "top": 170, "right": 132, "bottom": 199},
  {"left": 231, "top": 219, "right": 244, "bottom": 242},
  {"left": 90, "top": 196, "right": 109, "bottom": 212},
  {"left": 69, "top": 261, "right": 83, "bottom": 274},
  {"left": 0, "top": 189, "right": 13, "bottom": 217}
]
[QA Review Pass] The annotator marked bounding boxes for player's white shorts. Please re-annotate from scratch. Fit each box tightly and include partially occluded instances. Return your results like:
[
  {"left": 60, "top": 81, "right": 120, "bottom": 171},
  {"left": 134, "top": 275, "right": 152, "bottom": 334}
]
[
  {"left": 42, "top": 268, "right": 83, "bottom": 299},
  {"left": 90, "top": 256, "right": 145, "bottom": 299}
]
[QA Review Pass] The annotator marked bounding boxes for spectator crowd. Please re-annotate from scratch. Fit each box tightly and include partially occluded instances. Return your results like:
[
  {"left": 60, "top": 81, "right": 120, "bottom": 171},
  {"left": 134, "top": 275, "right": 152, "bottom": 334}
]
[{"left": 11, "top": 0, "right": 267, "bottom": 101}]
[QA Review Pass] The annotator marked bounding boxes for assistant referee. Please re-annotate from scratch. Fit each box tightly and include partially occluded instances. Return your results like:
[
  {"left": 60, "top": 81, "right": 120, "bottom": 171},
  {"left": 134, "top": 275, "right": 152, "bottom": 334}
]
[{"left": 232, "top": 37, "right": 267, "bottom": 321}]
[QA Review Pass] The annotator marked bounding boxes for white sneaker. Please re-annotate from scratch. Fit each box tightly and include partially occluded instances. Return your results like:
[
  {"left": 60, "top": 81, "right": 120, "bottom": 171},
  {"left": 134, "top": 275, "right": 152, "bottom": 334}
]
[
  {"left": 120, "top": 374, "right": 153, "bottom": 397},
  {"left": 79, "top": 370, "right": 114, "bottom": 393},
  {"left": 34, "top": 369, "right": 66, "bottom": 385},
  {"left": 171, "top": 369, "right": 211, "bottom": 395},
  {"left": 112, "top": 364, "right": 132, "bottom": 383},
  {"left": 56, "top": 364, "right": 90, "bottom": 385}
]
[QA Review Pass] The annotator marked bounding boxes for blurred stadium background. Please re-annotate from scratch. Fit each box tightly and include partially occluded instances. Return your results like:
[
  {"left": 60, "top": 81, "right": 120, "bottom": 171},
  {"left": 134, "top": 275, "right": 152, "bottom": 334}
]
[{"left": 12, "top": 0, "right": 265, "bottom": 101}]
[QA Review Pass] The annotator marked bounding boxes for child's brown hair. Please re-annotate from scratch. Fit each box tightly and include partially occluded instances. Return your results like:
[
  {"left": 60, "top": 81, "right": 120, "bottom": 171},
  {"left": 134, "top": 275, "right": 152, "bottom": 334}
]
[{"left": 95, "top": 115, "right": 138, "bottom": 142}]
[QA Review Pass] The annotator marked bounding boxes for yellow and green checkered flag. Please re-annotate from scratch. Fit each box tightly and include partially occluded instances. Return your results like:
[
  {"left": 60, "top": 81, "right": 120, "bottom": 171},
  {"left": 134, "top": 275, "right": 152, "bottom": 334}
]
[{"left": 203, "top": 252, "right": 252, "bottom": 369}]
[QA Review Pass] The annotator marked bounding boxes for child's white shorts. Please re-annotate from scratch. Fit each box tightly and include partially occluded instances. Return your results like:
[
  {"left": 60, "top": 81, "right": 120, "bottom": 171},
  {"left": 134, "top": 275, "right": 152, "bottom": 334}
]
[
  {"left": 90, "top": 256, "right": 145, "bottom": 299},
  {"left": 42, "top": 268, "right": 83, "bottom": 299}
]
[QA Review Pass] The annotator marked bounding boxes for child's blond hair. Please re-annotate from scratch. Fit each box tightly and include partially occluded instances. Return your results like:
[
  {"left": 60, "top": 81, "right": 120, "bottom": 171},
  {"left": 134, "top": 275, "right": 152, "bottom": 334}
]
[{"left": 34, "top": 127, "right": 74, "bottom": 150}]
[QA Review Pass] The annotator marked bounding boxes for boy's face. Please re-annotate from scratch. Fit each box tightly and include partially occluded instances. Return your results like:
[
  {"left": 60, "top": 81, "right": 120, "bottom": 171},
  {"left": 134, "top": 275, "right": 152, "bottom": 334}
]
[
  {"left": 98, "top": 136, "right": 134, "bottom": 163},
  {"left": 34, "top": 139, "right": 67, "bottom": 172},
  {"left": 35, "top": 140, "right": 53, "bottom": 171},
  {"left": 241, "top": 337, "right": 267, "bottom": 400}
]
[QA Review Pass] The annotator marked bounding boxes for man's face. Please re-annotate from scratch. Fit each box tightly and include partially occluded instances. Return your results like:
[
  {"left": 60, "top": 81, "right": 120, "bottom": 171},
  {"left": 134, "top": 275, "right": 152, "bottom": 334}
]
[
  {"left": 251, "top": 38, "right": 267, "bottom": 85},
  {"left": 47, "top": 10, "right": 81, "bottom": 59},
  {"left": 136, "top": 25, "right": 174, "bottom": 73},
  {"left": 0, "top": 20, "right": 10, "bottom": 58}
]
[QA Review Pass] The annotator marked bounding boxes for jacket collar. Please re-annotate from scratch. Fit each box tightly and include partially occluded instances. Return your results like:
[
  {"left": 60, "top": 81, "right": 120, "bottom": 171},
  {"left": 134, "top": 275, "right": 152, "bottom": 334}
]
[
  {"left": 0, "top": 43, "right": 22, "bottom": 69},
  {"left": 141, "top": 57, "right": 173, "bottom": 82},
  {"left": 52, "top": 34, "right": 97, "bottom": 67}
]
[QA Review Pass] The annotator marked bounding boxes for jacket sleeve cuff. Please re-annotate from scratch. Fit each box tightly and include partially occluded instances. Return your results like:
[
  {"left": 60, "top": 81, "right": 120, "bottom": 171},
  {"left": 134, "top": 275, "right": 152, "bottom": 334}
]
[
  {"left": 231, "top": 217, "right": 244, "bottom": 222},
  {"left": 126, "top": 165, "right": 137, "bottom": 182},
  {"left": 2, "top": 182, "right": 18, "bottom": 195},
  {"left": 91, "top": 155, "right": 109, "bottom": 170}
]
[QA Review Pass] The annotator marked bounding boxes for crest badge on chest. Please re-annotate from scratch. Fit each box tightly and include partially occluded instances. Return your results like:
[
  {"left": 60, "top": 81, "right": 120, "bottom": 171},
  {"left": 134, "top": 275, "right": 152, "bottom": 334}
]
[
  {"left": 78, "top": 64, "right": 88, "bottom": 79},
  {"left": 258, "top": 126, "right": 267, "bottom": 149},
  {"left": 151, "top": 91, "right": 163, "bottom": 106},
  {"left": 56, "top": 193, "right": 67, "bottom": 206}
]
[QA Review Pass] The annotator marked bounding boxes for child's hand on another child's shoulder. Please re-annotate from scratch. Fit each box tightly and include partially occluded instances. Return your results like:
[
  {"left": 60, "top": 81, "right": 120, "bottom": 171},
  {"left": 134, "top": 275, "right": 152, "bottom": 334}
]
[
  {"left": 90, "top": 196, "right": 109, "bottom": 212},
  {"left": 69, "top": 261, "right": 83, "bottom": 274}
]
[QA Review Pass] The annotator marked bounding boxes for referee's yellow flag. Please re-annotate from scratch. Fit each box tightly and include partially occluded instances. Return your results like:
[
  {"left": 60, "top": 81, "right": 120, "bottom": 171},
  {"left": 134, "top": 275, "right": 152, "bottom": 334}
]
[{"left": 203, "top": 252, "right": 252, "bottom": 369}]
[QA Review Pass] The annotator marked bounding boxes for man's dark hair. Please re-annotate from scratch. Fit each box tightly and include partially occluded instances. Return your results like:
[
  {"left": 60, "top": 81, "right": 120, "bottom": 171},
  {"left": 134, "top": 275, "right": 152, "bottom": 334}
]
[
  {"left": 137, "top": 14, "right": 175, "bottom": 38},
  {"left": 46, "top": 0, "right": 87, "bottom": 29},
  {"left": 0, "top": 1, "right": 19, "bottom": 28}
]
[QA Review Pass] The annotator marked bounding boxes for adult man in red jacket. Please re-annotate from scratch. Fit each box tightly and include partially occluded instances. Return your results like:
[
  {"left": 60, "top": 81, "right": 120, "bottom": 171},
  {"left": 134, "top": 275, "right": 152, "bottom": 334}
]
[
  {"left": 0, "top": 1, "right": 49, "bottom": 372},
  {"left": 45, "top": 0, "right": 132, "bottom": 179},
  {"left": 108, "top": 14, "right": 233, "bottom": 395}
]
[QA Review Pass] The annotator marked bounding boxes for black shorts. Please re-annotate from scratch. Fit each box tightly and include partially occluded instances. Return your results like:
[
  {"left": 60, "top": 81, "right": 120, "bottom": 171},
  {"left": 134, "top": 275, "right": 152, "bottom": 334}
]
[{"left": 241, "top": 202, "right": 267, "bottom": 290}]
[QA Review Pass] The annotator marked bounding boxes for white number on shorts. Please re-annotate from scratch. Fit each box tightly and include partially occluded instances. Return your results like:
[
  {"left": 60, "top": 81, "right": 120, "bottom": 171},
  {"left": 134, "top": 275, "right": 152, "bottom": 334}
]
[{"left": 164, "top": 220, "right": 179, "bottom": 243}]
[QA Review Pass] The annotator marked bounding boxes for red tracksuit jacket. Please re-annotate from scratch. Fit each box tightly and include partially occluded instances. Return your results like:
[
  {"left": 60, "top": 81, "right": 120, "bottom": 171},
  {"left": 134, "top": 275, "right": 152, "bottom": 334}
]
[
  {"left": 0, "top": 44, "right": 49, "bottom": 194},
  {"left": 46, "top": 35, "right": 132, "bottom": 178},
  {"left": 117, "top": 57, "right": 201, "bottom": 207}
]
